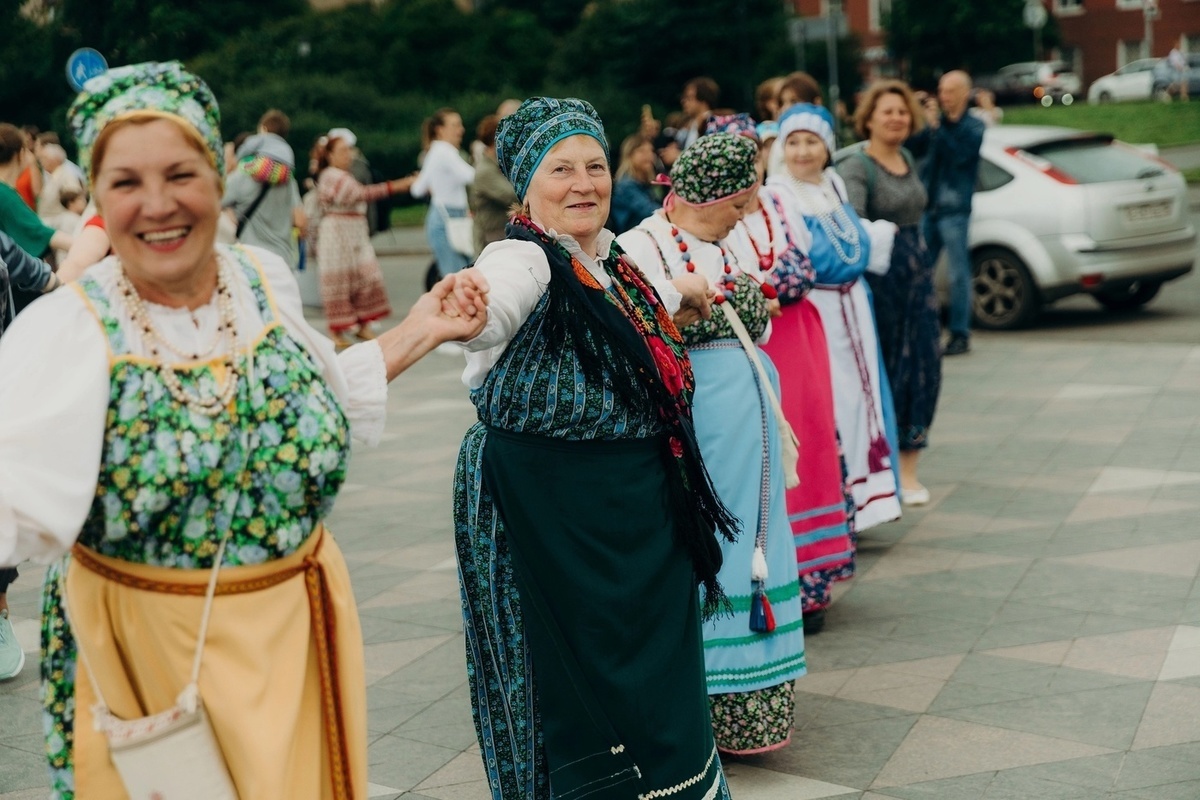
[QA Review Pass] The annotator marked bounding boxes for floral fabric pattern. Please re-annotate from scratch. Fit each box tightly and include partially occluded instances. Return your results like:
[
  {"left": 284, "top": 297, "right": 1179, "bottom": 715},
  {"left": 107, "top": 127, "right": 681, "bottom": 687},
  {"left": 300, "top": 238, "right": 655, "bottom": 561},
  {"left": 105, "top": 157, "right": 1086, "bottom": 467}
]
[
  {"left": 670, "top": 133, "right": 759, "bottom": 206},
  {"left": 40, "top": 248, "right": 350, "bottom": 798},
  {"left": 68, "top": 61, "right": 224, "bottom": 178},
  {"left": 709, "top": 680, "right": 796, "bottom": 754}
]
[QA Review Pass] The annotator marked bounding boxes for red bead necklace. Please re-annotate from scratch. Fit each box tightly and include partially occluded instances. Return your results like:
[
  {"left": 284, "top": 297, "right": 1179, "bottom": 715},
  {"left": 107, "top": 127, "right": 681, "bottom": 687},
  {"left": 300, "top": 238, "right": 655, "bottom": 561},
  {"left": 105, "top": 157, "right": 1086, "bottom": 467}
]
[{"left": 740, "top": 206, "right": 775, "bottom": 271}]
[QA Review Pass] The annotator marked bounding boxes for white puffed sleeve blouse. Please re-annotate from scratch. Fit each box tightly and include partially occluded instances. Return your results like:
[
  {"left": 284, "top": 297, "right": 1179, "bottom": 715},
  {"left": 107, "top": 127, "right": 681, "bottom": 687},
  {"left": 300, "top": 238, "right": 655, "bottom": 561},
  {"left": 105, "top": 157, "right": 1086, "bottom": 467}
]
[{"left": 0, "top": 244, "right": 388, "bottom": 566}]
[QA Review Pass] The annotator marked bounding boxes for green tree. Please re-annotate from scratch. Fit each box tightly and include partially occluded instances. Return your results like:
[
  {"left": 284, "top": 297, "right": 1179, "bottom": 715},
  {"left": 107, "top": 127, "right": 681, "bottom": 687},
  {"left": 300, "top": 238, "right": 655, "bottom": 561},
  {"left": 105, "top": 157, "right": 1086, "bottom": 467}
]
[{"left": 886, "top": 0, "right": 1060, "bottom": 88}]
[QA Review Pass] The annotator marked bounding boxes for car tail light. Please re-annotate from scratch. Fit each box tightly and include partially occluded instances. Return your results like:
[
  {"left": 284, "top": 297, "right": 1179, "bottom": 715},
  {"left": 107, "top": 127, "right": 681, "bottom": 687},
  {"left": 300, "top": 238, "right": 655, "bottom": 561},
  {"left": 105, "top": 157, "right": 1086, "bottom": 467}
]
[
  {"left": 1080, "top": 273, "right": 1104, "bottom": 288},
  {"left": 1004, "top": 147, "right": 1078, "bottom": 184}
]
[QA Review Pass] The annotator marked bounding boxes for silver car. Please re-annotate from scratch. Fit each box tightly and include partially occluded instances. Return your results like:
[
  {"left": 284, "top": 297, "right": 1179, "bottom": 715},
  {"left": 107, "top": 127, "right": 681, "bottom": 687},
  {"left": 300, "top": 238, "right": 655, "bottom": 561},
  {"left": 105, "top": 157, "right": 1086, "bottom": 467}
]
[
  {"left": 959, "top": 125, "right": 1195, "bottom": 328},
  {"left": 836, "top": 126, "right": 1197, "bottom": 329}
]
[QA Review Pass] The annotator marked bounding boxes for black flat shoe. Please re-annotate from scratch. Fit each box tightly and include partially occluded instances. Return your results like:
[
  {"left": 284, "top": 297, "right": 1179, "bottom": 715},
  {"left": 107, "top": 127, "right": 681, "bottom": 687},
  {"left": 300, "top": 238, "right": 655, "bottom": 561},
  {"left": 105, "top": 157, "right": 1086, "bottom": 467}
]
[
  {"left": 803, "top": 609, "right": 826, "bottom": 635},
  {"left": 943, "top": 334, "right": 970, "bottom": 356}
]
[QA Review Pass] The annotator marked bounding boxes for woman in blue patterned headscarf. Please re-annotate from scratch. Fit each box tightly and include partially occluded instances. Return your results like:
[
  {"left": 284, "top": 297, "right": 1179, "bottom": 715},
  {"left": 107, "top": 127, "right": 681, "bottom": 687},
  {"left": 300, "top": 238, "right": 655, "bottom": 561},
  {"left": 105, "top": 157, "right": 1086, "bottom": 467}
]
[{"left": 450, "top": 96, "right": 736, "bottom": 800}]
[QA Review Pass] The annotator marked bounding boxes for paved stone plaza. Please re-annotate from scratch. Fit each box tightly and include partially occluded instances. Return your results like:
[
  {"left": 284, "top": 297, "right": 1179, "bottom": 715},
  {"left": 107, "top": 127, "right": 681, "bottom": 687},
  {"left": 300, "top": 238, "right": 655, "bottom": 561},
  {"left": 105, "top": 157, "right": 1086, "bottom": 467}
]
[{"left": 2, "top": 224, "right": 1198, "bottom": 798}]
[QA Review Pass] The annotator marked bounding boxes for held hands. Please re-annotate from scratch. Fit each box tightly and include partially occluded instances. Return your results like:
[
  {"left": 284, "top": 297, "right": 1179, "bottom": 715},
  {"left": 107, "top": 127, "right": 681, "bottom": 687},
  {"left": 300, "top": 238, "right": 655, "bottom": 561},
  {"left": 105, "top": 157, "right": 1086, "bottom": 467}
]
[
  {"left": 670, "top": 273, "right": 716, "bottom": 329},
  {"left": 417, "top": 269, "right": 490, "bottom": 344}
]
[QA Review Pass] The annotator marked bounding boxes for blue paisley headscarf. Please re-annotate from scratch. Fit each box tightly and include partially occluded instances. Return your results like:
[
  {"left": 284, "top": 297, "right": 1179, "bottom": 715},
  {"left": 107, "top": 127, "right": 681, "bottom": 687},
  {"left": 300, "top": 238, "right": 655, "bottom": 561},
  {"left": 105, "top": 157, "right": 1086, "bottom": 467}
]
[{"left": 495, "top": 97, "right": 609, "bottom": 201}]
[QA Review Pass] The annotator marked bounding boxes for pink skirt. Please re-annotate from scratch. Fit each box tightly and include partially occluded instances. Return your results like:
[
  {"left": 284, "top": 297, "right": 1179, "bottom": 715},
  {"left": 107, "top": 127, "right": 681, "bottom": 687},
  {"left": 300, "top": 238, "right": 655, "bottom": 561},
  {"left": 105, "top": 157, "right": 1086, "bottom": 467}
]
[{"left": 761, "top": 299, "right": 854, "bottom": 599}]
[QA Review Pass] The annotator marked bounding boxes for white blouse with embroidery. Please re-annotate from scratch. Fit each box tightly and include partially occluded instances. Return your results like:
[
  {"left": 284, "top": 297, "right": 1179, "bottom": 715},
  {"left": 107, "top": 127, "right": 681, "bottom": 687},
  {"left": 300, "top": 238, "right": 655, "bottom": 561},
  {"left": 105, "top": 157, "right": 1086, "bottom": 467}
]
[
  {"left": 0, "top": 244, "right": 388, "bottom": 566},
  {"left": 454, "top": 225, "right": 683, "bottom": 390}
]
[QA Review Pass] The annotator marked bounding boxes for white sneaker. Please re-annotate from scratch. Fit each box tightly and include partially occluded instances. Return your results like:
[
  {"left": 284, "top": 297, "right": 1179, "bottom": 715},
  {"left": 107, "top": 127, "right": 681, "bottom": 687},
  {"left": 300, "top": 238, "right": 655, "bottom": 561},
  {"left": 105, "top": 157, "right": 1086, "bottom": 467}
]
[
  {"left": 0, "top": 609, "right": 25, "bottom": 680},
  {"left": 901, "top": 486, "right": 931, "bottom": 506}
]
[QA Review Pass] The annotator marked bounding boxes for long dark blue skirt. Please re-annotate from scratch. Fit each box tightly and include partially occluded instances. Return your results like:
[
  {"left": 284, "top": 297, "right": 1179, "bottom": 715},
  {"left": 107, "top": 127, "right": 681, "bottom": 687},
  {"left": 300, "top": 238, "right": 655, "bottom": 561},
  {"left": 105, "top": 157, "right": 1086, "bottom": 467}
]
[{"left": 865, "top": 224, "right": 942, "bottom": 450}]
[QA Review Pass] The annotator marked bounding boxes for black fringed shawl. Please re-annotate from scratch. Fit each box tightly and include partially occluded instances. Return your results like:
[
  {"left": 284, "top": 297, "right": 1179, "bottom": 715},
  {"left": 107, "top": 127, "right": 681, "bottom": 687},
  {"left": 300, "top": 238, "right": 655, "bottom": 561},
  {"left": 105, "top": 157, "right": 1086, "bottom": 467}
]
[{"left": 506, "top": 217, "right": 739, "bottom": 617}]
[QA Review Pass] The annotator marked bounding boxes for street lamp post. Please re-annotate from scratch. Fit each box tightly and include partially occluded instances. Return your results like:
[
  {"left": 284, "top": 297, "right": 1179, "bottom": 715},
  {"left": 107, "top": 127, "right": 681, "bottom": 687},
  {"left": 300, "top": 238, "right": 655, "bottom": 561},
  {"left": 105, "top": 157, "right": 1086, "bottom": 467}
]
[
  {"left": 826, "top": 0, "right": 841, "bottom": 113},
  {"left": 1143, "top": 0, "right": 1158, "bottom": 58}
]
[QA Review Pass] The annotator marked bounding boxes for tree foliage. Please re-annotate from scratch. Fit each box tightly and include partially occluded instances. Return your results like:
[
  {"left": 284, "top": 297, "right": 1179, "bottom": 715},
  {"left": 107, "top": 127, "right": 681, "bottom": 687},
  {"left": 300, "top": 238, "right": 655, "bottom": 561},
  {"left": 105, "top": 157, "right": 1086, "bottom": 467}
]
[{"left": 886, "top": 0, "right": 1060, "bottom": 88}]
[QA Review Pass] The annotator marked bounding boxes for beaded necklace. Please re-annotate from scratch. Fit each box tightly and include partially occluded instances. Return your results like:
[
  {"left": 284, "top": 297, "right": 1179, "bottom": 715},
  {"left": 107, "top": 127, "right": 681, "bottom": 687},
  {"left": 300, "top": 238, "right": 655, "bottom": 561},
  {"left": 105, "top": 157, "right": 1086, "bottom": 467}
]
[
  {"left": 788, "top": 176, "right": 862, "bottom": 265},
  {"left": 115, "top": 255, "right": 240, "bottom": 418},
  {"left": 738, "top": 204, "right": 775, "bottom": 271},
  {"left": 668, "top": 223, "right": 738, "bottom": 303}
]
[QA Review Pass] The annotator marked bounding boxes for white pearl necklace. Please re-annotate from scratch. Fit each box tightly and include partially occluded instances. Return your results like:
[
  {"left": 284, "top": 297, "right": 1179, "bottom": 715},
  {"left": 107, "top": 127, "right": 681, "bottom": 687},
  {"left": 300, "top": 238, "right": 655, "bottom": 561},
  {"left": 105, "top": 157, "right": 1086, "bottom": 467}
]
[
  {"left": 115, "top": 256, "right": 241, "bottom": 418},
  {"left": 788, "top": 176, "right": 862, "bottom": 265}
]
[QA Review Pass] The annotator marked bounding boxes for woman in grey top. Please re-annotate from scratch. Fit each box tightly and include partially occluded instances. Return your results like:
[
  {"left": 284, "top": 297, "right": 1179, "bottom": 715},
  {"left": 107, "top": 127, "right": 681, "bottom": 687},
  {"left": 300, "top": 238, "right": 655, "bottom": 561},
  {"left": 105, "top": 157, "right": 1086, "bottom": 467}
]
[{"left": 837, "top": 80, "right": 941, "bottom": 506}]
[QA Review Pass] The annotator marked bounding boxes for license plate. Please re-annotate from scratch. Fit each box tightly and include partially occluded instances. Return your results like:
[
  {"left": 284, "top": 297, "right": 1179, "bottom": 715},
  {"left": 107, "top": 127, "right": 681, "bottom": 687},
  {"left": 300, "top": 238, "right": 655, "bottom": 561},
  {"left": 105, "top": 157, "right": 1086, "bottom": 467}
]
[{"left": 1124, "top": 200, "right": 1172, "bottom": 222}]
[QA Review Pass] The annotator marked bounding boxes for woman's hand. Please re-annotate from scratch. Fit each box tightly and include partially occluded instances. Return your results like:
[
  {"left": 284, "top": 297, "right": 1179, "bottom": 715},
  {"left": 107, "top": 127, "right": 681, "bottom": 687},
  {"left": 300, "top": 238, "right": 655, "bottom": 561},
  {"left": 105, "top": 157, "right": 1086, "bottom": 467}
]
[
  {"left": 766, "top": 298, "right": 782, "bottom": 318},
  {"left": 670, "top": 273, "right": 714, "bottom": 328},
  {"left": 421, "top": 272, "right": 489, "bottom": 344}
]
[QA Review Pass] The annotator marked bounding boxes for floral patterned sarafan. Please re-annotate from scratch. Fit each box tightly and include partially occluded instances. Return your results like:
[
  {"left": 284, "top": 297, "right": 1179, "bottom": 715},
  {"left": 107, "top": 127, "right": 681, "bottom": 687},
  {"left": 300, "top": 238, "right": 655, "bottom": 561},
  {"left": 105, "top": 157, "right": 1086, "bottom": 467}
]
[{"left": 40, "top": 247, "right": 350, "bottom": 799}]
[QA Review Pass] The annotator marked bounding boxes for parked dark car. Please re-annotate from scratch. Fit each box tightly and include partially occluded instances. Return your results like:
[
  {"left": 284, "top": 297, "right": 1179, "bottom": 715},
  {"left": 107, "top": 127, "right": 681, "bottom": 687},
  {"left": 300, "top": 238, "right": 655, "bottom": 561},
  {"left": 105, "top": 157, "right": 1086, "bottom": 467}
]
[
  {"left": 976, "top": 61, "right": 1082, "bottom": 106},
  {"left": 1152, "top": 53, "right": 1200, "bottom": 100}
]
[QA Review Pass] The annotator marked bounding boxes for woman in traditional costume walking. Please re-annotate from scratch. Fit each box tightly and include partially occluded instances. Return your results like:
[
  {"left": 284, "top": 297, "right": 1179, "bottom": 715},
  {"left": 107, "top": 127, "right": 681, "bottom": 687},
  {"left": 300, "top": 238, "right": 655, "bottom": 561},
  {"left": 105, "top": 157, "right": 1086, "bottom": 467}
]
[
  {"left": 717, "top": 115, "right": 855, "bottom": 634},
  {"left": 451, "top": 97, "right": 735, "bottom": 800},
  {"left": 769, "top": 104, "right": 902, "bottom": 532},
  {"left": 0, "top": 61, "right": 487, "bottom": 800},
  {"left": 618, "top": 131, "right": 806, "bottom": 756}
]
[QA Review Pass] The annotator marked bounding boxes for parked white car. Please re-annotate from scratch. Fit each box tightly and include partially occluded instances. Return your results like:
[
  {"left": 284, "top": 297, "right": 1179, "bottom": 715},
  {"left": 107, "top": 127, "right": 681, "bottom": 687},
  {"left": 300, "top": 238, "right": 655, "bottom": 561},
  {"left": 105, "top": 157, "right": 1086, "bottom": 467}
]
[
  {"left": 1087, "top": 58, "right": 1159, "bottom": 103},
  {"left": 835, "top": 126, "right": 1196, "bottom": 329}
]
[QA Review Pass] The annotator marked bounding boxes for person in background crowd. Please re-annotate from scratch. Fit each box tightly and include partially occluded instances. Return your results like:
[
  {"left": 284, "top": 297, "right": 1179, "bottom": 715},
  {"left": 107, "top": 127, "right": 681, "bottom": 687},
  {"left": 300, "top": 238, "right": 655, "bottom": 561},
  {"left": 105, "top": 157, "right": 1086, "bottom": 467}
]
[
  {"left": 721, "top": 114, "right": 855, "bottom": 635},
  {"left": 756, "top": 76, "right": 785, "bottom": 123},
  {"left": 968, "top": 88, "right": 1003, "bottom": 127},
  {"left": 36, "top": 132, "right": 86, "bottom": 184},
  {"left": 328, "top": 127, "right": 388, "bottom": 235},
  {"left": 0, "top": 228, "right": 61, "bottom": 682},
  {"left": 468, "top": 114, "right": 517, "bottom": 254},
  {"left": 315, "top": 130, "right": 415, "bottom": 347},
  {"left": 411, "top": 108, "right": 475, "bottom": 276},
  {"left": 48, "top": 186, "right": 86, "bottom": 262},
  {"left": 769, "top": 103, "right": 902, "bottom": 533},
  {"left": 1168, "top": 38, "right": 1189, "bottom": 102},
  {"left": 839, "top": 80, "right": 941, "bottom": 507},
  {"left": 609, "top": 133, "right": 661, "bottom": 234},
  {"left": 906, "top": 69, "right": 985, "bottom": 356},
  {"left": 654, "top": 128, "right": 683, "bottom": 173},
  {"left": 222, "top": 108, "right": 306, "bottom": 266},
  {"left": 677, "top": 76, "right": 720, "bottom": 149},
  {"left": 619, "top": 131, "right": 806, "bottom": 756},
  {"left": 0, "top": 123, "right": 74, "bottom": 266},
  {"left": 451, "top": 95, "right": 732, "bottom": 800},
  {"left": 14, "top": 127, "right": 41, "bottom": 211},
  {"left": 768, "top": 71, "right": 824, "bottom": 179},
  {"left": 0, "top": 59, "right": 488, "bottom": 799},
  {"left": 36, "top": 142, "right": 85, "bottom": 222}
]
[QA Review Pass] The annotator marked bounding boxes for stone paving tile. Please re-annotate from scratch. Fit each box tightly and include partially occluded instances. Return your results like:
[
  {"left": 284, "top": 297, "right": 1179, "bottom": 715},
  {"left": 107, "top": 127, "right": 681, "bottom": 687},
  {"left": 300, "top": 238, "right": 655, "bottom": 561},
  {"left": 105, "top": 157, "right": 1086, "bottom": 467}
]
[{"left": 2, "top": 257, "right": 1198, "bottom": 800}]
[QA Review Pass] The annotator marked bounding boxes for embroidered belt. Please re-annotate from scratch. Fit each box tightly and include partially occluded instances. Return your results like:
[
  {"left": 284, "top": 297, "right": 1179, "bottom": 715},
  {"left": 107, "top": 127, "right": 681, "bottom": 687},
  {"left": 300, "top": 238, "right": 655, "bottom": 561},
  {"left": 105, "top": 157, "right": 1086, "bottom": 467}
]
[
  {"left": 812, "top": 279, "right": 858, "bottom": 293},
  {"left": 70, "top": 526, "right": 354, "bottom": 800}
]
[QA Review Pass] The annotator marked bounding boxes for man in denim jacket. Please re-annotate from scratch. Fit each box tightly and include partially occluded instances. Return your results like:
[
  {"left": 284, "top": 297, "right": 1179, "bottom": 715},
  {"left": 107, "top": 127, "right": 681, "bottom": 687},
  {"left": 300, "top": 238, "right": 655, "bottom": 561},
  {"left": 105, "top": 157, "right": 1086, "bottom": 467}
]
[{"left": 906, "top": 70, "right": 985, "bottom": 356}]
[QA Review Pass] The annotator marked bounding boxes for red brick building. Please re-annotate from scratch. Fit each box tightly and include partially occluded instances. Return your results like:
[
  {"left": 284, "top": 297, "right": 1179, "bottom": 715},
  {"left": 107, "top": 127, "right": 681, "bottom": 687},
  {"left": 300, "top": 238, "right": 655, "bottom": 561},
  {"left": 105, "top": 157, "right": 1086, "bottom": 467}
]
[
  {"left": 791, "top": 0, "right": 892, "bottom": 78},
  {"left": 1046, "top": 0, "right": 1200, "bottom": 86},
  {"left": 789, "top": 0, "right": 1199, "bottom": 87}
]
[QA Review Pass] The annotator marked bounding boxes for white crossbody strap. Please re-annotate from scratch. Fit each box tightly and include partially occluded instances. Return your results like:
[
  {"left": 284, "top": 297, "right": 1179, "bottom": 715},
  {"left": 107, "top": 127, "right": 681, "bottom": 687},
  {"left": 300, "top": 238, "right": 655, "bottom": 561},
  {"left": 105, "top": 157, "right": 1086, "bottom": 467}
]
[{"left": 718, "top": 303, "right": 791, "bottom": 440}]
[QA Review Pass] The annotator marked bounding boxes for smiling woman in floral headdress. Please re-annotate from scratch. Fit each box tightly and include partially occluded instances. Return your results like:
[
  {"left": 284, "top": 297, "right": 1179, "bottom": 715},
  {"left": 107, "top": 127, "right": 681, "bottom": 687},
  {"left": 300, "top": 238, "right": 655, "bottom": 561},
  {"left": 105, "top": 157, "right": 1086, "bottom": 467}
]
[
  {"left": 617, "top": 131, "right": 808, "bottom": 757},
  {"left": 0, "top": 60, "right": 487, "bottom": 799},
  {"left": 449, "top": 96, "right": 736, "bottom": 800}
]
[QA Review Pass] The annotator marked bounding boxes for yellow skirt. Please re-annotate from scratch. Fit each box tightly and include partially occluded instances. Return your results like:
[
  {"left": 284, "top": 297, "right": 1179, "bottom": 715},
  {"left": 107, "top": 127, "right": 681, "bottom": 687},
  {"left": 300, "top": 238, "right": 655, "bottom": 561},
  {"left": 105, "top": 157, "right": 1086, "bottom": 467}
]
[{"left": 65, "top": 526, "right": 367, "bottom": 799}]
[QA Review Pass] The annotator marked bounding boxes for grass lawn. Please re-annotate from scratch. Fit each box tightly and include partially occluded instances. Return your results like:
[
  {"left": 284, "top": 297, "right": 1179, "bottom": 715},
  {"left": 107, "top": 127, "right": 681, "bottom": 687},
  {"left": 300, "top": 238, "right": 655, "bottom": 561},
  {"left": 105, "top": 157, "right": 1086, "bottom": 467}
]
[
  {"left": 1002, "top": 101, "right": 1200, "bottom": 148},
  {"left": 390, "top": 203, "right": 428, "bottom": 228},
  {"left": 1183, "top": 167, "right": 1200, "bottom": 184}
]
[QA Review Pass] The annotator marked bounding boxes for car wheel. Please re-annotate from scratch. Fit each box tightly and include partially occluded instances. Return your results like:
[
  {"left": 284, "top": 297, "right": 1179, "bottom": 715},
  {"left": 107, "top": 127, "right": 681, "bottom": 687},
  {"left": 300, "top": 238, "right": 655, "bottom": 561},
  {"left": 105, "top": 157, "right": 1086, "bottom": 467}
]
[
  {"left": 1154, "top": 86, "right": 1172, "bottom": 102},
  {"left": 1098, "top": 90, "right": 1113, "bottom": 103},
  {"left": 1092, "top": 280, "right": 1162, "bottom": 312},
  {"left": 971, "top": 247, "right": 1041, "bottom": 330}
]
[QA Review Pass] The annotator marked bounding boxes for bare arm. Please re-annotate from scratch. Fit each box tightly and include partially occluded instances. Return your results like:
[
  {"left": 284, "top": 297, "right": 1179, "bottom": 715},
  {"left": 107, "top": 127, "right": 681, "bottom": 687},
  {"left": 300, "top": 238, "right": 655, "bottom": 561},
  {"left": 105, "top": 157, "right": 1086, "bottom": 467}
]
[{"left": 57, "top": 225, "right": 110, "bottom": 282}]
